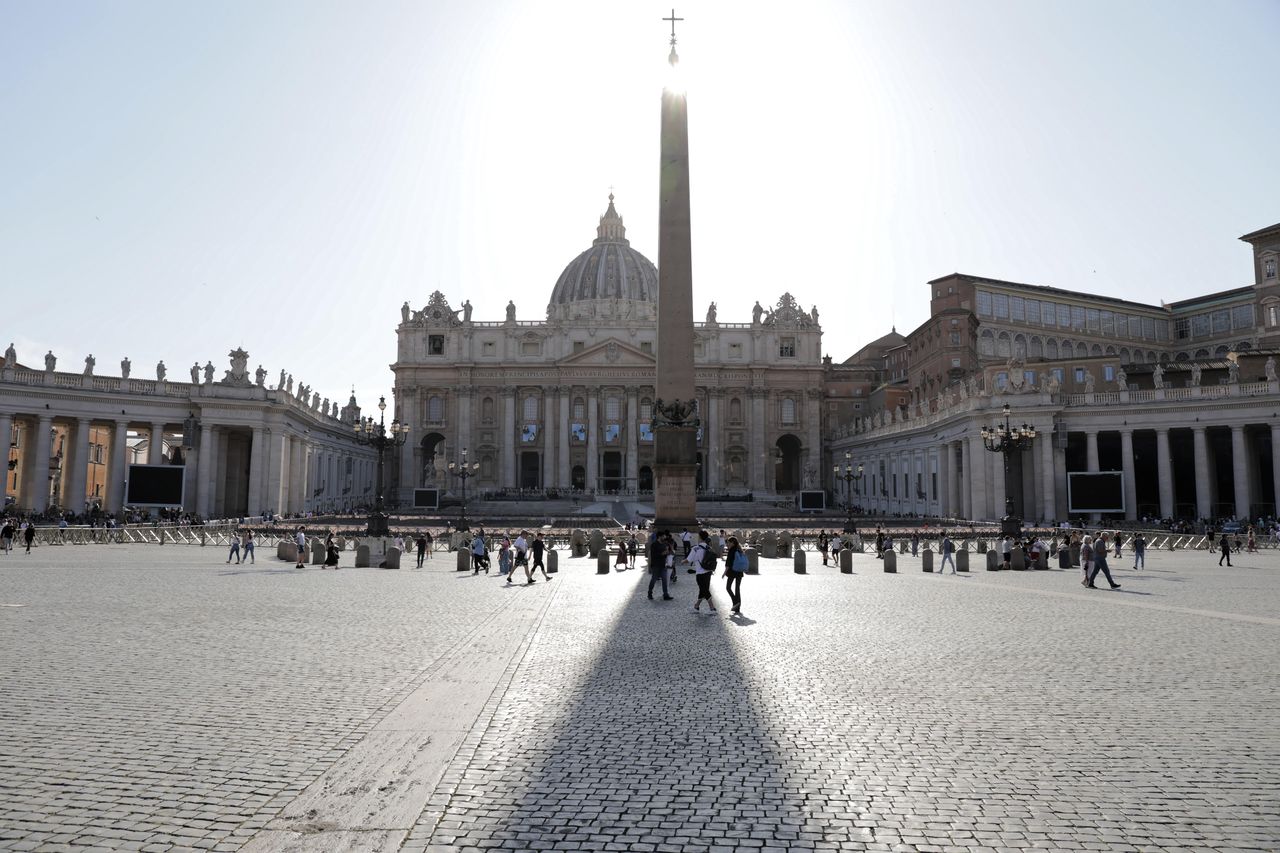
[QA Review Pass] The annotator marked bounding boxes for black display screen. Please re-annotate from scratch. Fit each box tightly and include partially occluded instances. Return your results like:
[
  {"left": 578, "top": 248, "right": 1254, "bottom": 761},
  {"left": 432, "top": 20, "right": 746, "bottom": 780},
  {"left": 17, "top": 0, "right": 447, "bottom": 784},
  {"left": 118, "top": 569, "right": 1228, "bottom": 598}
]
[
  {"left": 126, "top": 464, "right": 186, "bottom": 507},
  {"left": 1067, "top": 472, "right": 1124, "bottom": 513}
]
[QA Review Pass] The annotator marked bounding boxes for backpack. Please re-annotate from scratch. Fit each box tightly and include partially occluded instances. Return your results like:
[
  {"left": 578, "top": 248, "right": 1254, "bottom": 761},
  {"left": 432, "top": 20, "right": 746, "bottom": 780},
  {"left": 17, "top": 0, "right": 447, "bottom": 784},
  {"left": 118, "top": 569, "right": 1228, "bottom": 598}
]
[
  {"left": 731, "top": 551, "right": 748, "bottom": 573},
  {"left": 699, "top": 546, "right": 718, "bottom": 571}
]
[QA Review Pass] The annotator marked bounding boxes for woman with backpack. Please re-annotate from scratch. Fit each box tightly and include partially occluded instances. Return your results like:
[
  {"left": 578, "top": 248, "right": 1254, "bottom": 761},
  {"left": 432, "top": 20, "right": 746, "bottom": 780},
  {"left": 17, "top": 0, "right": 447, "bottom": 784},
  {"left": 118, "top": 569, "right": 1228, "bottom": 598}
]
[
  {"left": 687, "top": 530, "right": 718, "bottom": 614},
  {"left": 723, "top": 535, "right": 746, "bottom": 614}
]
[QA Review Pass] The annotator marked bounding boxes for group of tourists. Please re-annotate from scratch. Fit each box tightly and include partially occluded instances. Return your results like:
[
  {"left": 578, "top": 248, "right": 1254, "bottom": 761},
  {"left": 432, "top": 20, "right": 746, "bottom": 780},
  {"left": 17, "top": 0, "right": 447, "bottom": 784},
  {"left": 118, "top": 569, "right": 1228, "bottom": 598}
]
[
  {"left": 646, "top": 528, "right": 748, "bottom": 615},
  {"left": 469, "top": 529, "right": 552, "bottom": 585},
  {"left": 0, "top": 519, "right": 38, "bottom": 554}
]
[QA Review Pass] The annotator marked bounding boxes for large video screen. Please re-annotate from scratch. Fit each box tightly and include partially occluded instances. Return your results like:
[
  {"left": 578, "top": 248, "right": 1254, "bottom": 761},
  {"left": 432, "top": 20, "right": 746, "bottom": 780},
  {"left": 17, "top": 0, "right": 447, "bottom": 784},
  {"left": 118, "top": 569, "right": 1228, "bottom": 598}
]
[
  {"left": 798, "top": 490, "right": 825, "bottom": 511},
  {"left": 126, "top": 464, "right": 186, "bottom": 507},
  {"left": 413, "top": 488, "right": 440, "bottom": 509},
  {"left": 1067, "top": 472, "right": 1124, "bottom": 514}
]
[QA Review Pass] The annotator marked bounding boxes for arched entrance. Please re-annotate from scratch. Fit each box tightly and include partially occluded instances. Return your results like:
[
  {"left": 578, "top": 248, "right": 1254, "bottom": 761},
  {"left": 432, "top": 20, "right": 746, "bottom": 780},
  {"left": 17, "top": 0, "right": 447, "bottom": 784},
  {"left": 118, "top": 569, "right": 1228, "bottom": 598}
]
[
  {"left": 571, "top": 465, "right": 586, "bottom": 491},
  {"left": 774, "top": 434, "right": 802, "bottom": 493},
  {"left": 638, "top": 465, "right": 653, "bottom": 493},
  {"left": 420, "top": 433, "right": 445, "bottom": 486}
]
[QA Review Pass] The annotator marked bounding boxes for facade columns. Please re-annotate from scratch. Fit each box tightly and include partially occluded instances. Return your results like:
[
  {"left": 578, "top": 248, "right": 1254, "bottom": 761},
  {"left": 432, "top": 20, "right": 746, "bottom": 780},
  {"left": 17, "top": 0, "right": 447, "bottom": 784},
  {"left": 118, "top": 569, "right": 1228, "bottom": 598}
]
[
  {"left": 288, "top": 435, "right": 304, "bottom": 514},
  {"left": 1192, "top": 426, "right": 1211, "bottom": 520},
  {"left": 626, "top": 390, "right": 639, "bottom": 492},
  {"left": 1272, "top": 425, "right": 1280, "bottom": 520},
  {"left": 558, "top": 390, "right": 571, "bottom": 489},
  {"left": 1085, "top": 429, "right": 1101, "bottom": 521},
  {"left": 0, "top": 412, "right": 12, "bottom": 510},
  {"left": 705, "top": 392, "right": 719, "bottom": 492},
  {"left": 247, "top": 427, "right": 265, "bottom": 516},
  {"left": 31, "top": 414, "right": 53, "bottom": 512},
  {"left": 1230, "top": 425, "right": 1250, "bottom": 519},
  {"left": 501, "top": 388, "right": 516, "bottom": 489},
  {"left": 1120, "top": 429, "right": 1137, "bottom": 521},
  {"left": 149, "top": 423, "right": 165, "bottom": 465},
  {"left": 1039, "top": 429, "right": 1056, "bottom": 524},
  {"left": 961, "top": 440, "right": 973, "bottom": 519},
  {"left": 989, "top": 444, "right": 1005, "bottom": 520},
  {"left": 109, "top": 421, "right": 129, "bottom": 513},
  {"left": 939, "top": 442, "right": 952, "bottom": 517},
  {"left": 585, "top": 389, "right": 599, "bottom": 493},
  {"left": 66, "top": 418, "right": 91, "bottom": 514},
  {"left": 542, "top": 389, "right": 555, "bottom": 489},
  {"left": 197, "top": 423, "right": 215, "bottom": 517},
  {"left": 806, "top": 391, "right": 822, "bottom": 489},
  {"left": 1156, "top": 428, "right": 1174, "bottom": 519},
  {"left": 750, "top": 390, "right": 766, "bottom": 493},
  {"left": 968, "top": 434, "right": 987, "bottom": 520}
]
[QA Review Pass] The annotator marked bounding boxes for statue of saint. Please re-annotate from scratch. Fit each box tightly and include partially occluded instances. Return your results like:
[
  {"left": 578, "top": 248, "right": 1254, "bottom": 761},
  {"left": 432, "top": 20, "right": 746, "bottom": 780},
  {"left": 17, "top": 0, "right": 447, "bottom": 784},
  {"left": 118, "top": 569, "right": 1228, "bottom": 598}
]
[
  {"left": 706, "top": 302, "right": 717, "bottom": 324},
  {"left": 286, "top": 374, "right": 294, "bottom": 395},
  {"left": 255, "top": 365, "right": 267, "bottom": 386},
  {"left": 44, "top": 350, "right": 56, "bottom": 372},
  {"left": 1045, "top": 372, "right": 1061, "bottom": 394},
  {"left": 401, "top": 301, "right": 411, "bottom": 324},
  {"left": 1227, "top": 359, "right": 1240, "bottom": 384},
  {"left": 4, "top": 342, "right": 15, "bottom": 368},
  {"left": 1116, "top": 366, "right": 1128, "bottom": 391},
  {"left": 120, "top": 357, "right": 131, "bottom": 379},
  {"left": 752, "top": 301, "right": 764, "bottom": 324},
  {"left": 1189, "top": 363, "right": 1202, "bottom": 386},
  {"left": 83, "top": 354, "right": 95, "bottom": 376},
  {"left": 203, "top": 361, "right": 215, "bottom": 384},
  {"left": 1083, "top": 370, "right": 1096, "bottom": 393},
  {"left": 1152, "top": 364, "right": 1164, "bottom": 388},
  {"left": 505, "top": 300, "right": 516, "bottom": 322},
  {"left": 156, "top": 360, "right": 167, "bottom": 382},
  {"left": 190, "top": 363, "right": 201, "bottom": 384},
  {"left": 278, "top": 369, "right": 287, "bottom": 390},
  {"left": 811, "top": 305, "right": 820, "bottom": 325},
  {"left": 1266, "top": 355, "right": 1277, "bottom": 382},
  {"left": 463, "top": 299, "right": 473, "bottom": 322}
]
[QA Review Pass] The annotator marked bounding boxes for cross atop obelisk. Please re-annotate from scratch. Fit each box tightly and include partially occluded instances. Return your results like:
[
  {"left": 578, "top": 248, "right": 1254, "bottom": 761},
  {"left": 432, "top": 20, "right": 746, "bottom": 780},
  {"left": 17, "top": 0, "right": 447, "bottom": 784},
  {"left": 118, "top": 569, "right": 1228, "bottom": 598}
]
[
  {"left": 651, "top": 13, "right": 698, "bottom": 529},
  {"left": 664, "top": 9, "right": 684, "bottom": 65}
]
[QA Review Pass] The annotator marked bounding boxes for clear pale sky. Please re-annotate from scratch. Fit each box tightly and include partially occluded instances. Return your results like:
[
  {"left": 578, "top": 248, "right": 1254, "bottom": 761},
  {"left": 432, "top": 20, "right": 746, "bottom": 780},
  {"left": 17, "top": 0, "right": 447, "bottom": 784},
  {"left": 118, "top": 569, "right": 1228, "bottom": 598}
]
[{"left": 3, "top": 1, "right": 1277, "bottom": 412}]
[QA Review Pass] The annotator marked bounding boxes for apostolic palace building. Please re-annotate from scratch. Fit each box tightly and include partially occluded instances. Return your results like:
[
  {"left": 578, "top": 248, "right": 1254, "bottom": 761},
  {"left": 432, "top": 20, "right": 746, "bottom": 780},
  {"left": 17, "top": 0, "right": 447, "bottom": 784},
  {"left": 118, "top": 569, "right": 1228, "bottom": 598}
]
[{"left": 4, "top": 194, "right": 1280, "bottom": 525}]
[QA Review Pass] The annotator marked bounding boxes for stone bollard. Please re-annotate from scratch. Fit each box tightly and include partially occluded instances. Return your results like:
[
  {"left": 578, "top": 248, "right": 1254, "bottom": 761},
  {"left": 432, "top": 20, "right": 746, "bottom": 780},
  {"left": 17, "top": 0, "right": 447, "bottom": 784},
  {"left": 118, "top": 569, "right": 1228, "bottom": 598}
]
[
  {"left": 1058, "top": 547, "right": 1071, "bottom": 569},
  {"left": 745, "top": 547, "right": 760, "bottom": 575},
  {"left": 277, "top": 541, "right": 291, "bottom": 561},
  {"left": 977, "top": 539, "right": 987, "bottom": 553},
  {"left": 588, "top": 530, "right": 605, "bottom": 559},
  {"left": 883, "top": 549, "right": 897, "bottom": 573},
  {"left": 956, "top": 550, "right": 970, "bottom": 572},
  {"left": 310, "top": 540, "right": 325, "bottom": 564},
  {"left": 761, "top": 532, "right": 777, "bottom": 559},
  {"left": 456, "top": 549, "right": 471, "bottom": 572},
  {"left": 986, "top": 549, "right": 999, "bottom": 571},
  {"left": 547, "top": 550, "right": 559, "bottom": 574},
  {"left": 921, "top": 548, "right": 934, "bottom": 572},
  {"left": 596, "top": 551, "right": 610, "bottom": 574},
  {"left": 839, "top": 548, "right": 853, "bottom": 573},
  {"left": 356, "top": 544, "right": 371, "bottom": 568},
  {"left": 383, "top": 547, "right": 401, "bottom": 569},
  {"left": 1036, "top": 551, "right": 1049, "bottom": 570},
  {"left": 336, "top": 536, "right": 346, "bottom": 550},
  {"left": 1011, "top": 548, "right": 1026, "bottom": 571},
  {"left": 778, "top": 531, "right": 792, "bottom": 558},
  {"left": 793, "top": 550, "right": 806, "bottom": 574}
]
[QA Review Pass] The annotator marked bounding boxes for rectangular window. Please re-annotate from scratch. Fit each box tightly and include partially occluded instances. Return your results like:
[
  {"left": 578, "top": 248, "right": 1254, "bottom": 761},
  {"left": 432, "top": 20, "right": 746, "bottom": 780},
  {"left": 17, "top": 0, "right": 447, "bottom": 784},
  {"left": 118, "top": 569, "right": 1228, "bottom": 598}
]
[
  {"left": 1086, "top": 308, "right": 1099, "bottom": 331},
  {"left": 995, "top": 371, "right": 1008, "bottom": 391},
  {"left": 1141, "top": 317, "right": 1155, "bottom": 340},
  {"left": 1232, "top": 304, "right": 1254, "bottom": 329},
  {"left": 1010, "top": 296, "right": 1024, "bottom": 322},
  {"left": 1155, "top": 320, "right": 1168, "bottom": 341},
  {"left": 931, "top": 471, "right": 937, "bottom": 501},
  {"left": 993, "top": 293, "right": 1009, "bottom": 319},
  {"left": 951, "top": 357, "right": 961, "bottom": 368},
  {"left": 1057, "top": 304, "right": 1071, "bottom": 328},
  {"left": 520, "top": 341, "right": 540, "bottom": 356},
  {"left": 1191, "top": 314, "right": 1210, "bottom": 337},
  {"left": 428, "top": 335, "right": 444, "bottom": 355},
  {"left": 1104, "top": 364, "right": 1115, "bottom": 381},
  {"left": 1051, "top": 367, "right": 1065, "bottom": 385},
  {"left": 1024, "top": 370, "right": 1036, "bottom": 387},
  {"left": 1211, "top": 310, "right": 1230, "bottom": 334},
  {"left": 1025, "top": 299, "right": 1040, "bottom": 325},
  {"left": 1071, "top": 305, "right": 1085, "bottom": 330},
  {"left": 779, "top": 337, "right": 796, "bottom": 358},
  {"left": 950, "top": 332, "right": 960, "bottom": 346},
  {"left": 605, "top": 397, "right": 621, "bottom": 420},
  {"left": 728, "top": 343, "right": 743, "bottom": 358},
  {"left": 1269, "top": 304, "right": 1279, "bottom": 327},
  {"left": 1114, "top": 315, "right": 1128, "bottom": 337},
  {"left": 640, "top": 341, "right": 653, "bottom": 354},
  {"left": 976, "top": 290, "right": 993, "bottom": 317},
  {"left": 1100, "top": 310, "right": 1113, "bottom": 335},
  {"left": 1074, "top": 367, "right": 1086, "bottom": 384},
  {"left": 573, "top": 341, "right": 585, "bottom": 353},
  {"left": 482, "top": 340, "right": 496, "bottom": 355},
  {"left": 1175, "top": 318, "right": 1190, "bottom": 339}
]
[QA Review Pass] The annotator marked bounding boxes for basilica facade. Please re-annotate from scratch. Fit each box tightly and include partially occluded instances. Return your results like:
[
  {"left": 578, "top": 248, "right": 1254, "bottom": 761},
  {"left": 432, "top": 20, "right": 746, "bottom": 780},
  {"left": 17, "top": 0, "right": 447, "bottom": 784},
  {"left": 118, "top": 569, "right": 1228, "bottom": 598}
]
[{"left": 391, "top": 196, "right": 825, "bottom": 502}]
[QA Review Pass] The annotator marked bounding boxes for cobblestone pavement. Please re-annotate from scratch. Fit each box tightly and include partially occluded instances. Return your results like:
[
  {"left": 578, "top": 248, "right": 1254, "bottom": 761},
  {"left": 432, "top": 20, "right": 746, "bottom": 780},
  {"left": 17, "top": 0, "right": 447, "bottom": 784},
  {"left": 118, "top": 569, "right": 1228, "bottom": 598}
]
[{"left": 1, "top": 542, "right": 1277, "bottom": 852}]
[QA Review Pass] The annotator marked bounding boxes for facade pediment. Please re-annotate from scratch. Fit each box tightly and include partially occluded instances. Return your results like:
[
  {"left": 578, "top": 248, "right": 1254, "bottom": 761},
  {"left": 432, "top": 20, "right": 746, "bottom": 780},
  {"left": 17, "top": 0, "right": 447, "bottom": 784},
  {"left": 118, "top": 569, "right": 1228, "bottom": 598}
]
[{"left": 558, "top": 339, "right": 655, "bottom": 367}]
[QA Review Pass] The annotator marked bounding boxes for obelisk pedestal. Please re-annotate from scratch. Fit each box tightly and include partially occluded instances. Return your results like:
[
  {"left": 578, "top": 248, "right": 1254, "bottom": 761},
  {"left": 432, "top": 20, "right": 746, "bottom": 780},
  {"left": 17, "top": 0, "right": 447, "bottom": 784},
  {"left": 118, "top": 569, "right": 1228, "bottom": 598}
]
[{"left": 652, "top": 36, "right": 699, "bottom": 530}]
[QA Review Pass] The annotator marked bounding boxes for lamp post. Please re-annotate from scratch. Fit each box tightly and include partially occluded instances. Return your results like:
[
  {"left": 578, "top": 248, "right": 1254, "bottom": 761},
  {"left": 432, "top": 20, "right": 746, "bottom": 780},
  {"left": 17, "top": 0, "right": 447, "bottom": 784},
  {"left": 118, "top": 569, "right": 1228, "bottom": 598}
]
[
  {"left": 353, "top": 395, "right": 408, "bottom": 538},
  {"left": 447, "top": 448, "right": 481, "bottom": 532},
  {"left": 980, "top": 402, "right": 1037, "bottom": 536},
  {"left": 832, "top": 451, "right": 864, "bottom": 534}
]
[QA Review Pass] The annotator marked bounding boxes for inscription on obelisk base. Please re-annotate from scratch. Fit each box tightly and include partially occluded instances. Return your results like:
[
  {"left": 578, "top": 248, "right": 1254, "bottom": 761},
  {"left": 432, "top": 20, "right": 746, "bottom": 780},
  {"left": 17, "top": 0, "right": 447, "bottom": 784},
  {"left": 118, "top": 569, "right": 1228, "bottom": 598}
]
[{"left": 654, "top": 427, "right": 698, "bottom": 528}]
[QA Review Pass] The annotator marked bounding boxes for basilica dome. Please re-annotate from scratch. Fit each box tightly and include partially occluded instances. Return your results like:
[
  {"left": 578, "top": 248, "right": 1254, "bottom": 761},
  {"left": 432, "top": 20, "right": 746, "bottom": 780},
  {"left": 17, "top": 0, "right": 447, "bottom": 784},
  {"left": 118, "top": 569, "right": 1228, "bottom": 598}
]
[{"left": 549, "top": 195, "right": 658, "bottom": 305}]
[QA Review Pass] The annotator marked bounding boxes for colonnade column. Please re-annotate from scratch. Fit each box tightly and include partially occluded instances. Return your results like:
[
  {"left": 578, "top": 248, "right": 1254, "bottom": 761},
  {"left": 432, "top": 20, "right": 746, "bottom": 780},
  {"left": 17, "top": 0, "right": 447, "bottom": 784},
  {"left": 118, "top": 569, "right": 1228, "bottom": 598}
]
[
  {"left": 585, "top": 389, "right": 599, "bottom": 493},
  {"left": 805, "top": 390, "right": 822, "bottom": 490},
  {"left": 501, "top": 387, "right": 516, "bottom": 489},
  {"left": 1039, "top": 429, "right": 1056, "bottom": 524},
  {"left": 1272, "top": 424, "right": 1280, "bottom": 520},
  {"left": 1085, "top": 429, "right": 1101, "bottom": 522},
  {"left": 989, "top": 446, "right": 1006, "bottom": 520},
  {"left": 197, "top": 423, "right": 214, "bottom": 517},
  {"left": 149, "top": 423, "right": 165, "bottom": 465},
  {"left": 542, "top": 388, "right": 555, "bottom": 489},
  {"left": 0, "top": 412, "right": 12, "bottom": 509},
  {"left": 109, "top": 420, "right": 129, "bottom": 514},
  {"left": 1120, "top": 429, "right": 1137, "bottom": 521},
  {"left": 1192, "top": 427, "right": 1211, "bottom": 520},
  {"left": 1230, "top": 425, "right": 1250, "bottom": 520},
  {"left": 939, "top": 443, "right": 952, "bottom": 517},
  {"left": 959, "top": 441, "right": 972, "bottom": 520},
  {"left": 31, "top": 415, "right": 53, "bottom": 512},
  {"left": 288, "top": 435, "right": 303, "bottom": 514},
  {"left": 749, "top": 389, "right": 766, "bottom": 493},
  {"left": 967, "top": 435, "right": 986, "bottom": 520},
  {"left": 557, "top": 389, "right": 571, "bottom": 489},
  {"left": 1156, "top": 428, "right": 1174, "bottom": 519},
  {"left": 65, "top": 418, "right": 91, "bottom": 514},
  {"left": 247, "top": 427, "right": 265, "bottom": 516},
  {"left": 626, "top": 390, "right": 638, "bottom": 493},
  {"left": 705, "top": 391, "right": 720, "bottom": 492}
]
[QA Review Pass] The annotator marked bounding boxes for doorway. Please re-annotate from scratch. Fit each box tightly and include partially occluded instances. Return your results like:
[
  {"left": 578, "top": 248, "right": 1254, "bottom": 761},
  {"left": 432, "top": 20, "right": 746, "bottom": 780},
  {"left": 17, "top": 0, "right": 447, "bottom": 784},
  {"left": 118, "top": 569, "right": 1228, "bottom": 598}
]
[
  {"left": 774, "top": 435, "right": 802, "bottom": 493},
  {"left": 520, "top": 451, "right": 540, "bottom": 489}
]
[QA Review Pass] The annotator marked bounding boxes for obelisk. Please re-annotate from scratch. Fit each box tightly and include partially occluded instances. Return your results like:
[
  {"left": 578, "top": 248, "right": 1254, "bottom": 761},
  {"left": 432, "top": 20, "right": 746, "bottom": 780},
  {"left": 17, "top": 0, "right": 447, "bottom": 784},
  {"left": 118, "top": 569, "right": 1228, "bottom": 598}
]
[{"left": 652, "top": 12, "right": 699, "bottom": 529}]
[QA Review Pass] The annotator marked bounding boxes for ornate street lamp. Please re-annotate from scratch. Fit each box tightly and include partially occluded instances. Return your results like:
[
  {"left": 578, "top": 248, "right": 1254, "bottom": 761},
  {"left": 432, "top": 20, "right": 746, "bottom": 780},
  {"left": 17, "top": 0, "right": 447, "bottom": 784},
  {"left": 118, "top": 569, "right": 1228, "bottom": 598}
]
[
  {"left": 980, "top": 402, "right": 1037, "bottom": 536},
  {"left": 447, "top": 448, "right": 481, "bottom": 532},
  {"left": 832, "top": 451, "right": 864, "bottom": 534},
  {"left": 353, "top": 395, "right": 408, "bottom": 538}
]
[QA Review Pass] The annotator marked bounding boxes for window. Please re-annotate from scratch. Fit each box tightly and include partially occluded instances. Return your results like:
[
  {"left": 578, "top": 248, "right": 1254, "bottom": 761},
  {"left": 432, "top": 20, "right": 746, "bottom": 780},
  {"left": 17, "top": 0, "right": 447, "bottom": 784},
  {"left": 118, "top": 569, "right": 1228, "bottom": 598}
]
[
  {"left": 1268, "top": 304, "right": 1279, "bottom": 327},
  {"left": 426, "top": 395, "right": 444, "bottom": 422},
  {"left": 951, "top": 357, "right": 961, "bottom": 368},
  {"left": 979, "top": 331, "right": 994, "bottom": 357},
  {"left": 1103, "top": 365, "right": 1115, "bottom": 382},
  {"left": 1114, "top": 315, "right": 1128, "bottom": 337},
  {"left": 694, "top": 341, "right": 705, "bottom": 358},
  {"left": 482, "top": 340, "right": 496, "bottom": 355},
  {"left": 605, "top": 396, "right": 621, "bottom": 420},
  {"left": 428, "top": 335, "right": 444, "bottom": 355},
  {"left": 521, "top": 341, "right": 540, "bottom": 356},
  {"left": 1010, "top": 296, "right": 1025, "bottom": 322},
  {"left": 950, "top": 332, "right": 960, "bottom": 346},
  {"left": 1024, "top": 370, "right": 1036, "bottom": 386},
  {"left": 728, "top": 343, "right": 743, "bottom": 358},
  {"left": 1175, "top": 318, "right": 1190, "bottom": 339},
  {"left": 1232, "top": 305, "right": 1253, "bottom": 329},
  {"left": 729, "top": 397, "right": 742, "bottom": 423},
  {"left": 1051, "top": 367, "right": 1065, "bottom": 385},
  {"left": 993, "top": 293, "right": 1009, "bottom": 319},
  {"left": 523, "top": 396, "right": 538, "bottom": 422},
  {"left": 996, "top": 333, "right": 1010, "bottom": 358},
  {"left": 1057, "top": 304, "right": 1071, "bottom": 328},
  {"left": 976, "top": 290, "right": 993, "bottom": 317},
  {"left": 1074, "top": 367, "right": 1086, "bottom": 384},
  {"left": 482, "top": 397, "right": 495, "bottom": 423},
  {"left": 640, "top": 398, "right": 652, "bottom": 420},
  {"left": 1029, "top": 337, "right": 1043, "bottom": 358},
  {"left": 1046, "top": 339, "right": 1059, "bottom": 359},
  {"left": 1141, "top": 318, "right": 1156, "bottom": 340},
  {"left": 1191, "top": 314, "right": 1210, "bottom": 337},
  {"left": 640, "top": 341, "right": 653, "bottom": 354},
  {"left": 1100, "top": 311, "right": 1113, "bottom": 335},
  {"left": 995, "top": 372, "right": 1008, "bottom": 391},
  {"left": 1266, "top": 258, "right": 1276, "bottom": 279},
  {"left": 781, "top": 397, "right": 796, "bottom": 424},
  {"left": 1086, "top": 309, "right": 1099, "bottom": 331},
  {"left": 1026, "top": 299, "right": 1040, "bottom": 325},
  {"left": 573, "top": 341, "right": 585, "bottom": 353},
  {"left": 573, "top": 397, "right": 585, "bottom": 419},
  {"left": 1071, "top": 306, "right": 1085, "bottom": 330},
  {"left": 779, "top": 337, "right": 796, "bottom": 358},
  {"left": 1211, "top": 310, "right": 1230, "bottom": 334}
]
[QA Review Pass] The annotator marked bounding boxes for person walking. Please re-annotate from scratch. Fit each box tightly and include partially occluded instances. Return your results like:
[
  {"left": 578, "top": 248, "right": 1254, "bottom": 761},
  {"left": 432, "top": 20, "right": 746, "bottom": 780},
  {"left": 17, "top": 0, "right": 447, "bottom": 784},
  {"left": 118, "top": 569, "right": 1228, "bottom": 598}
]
[
  {"left": 723, "top": 535, "right": 746, "bottom": 614},
  {"left": 498, "top": 535, "right": 512, "bottom": 577},
  {"left": 243, "top": 529, "right": 255, "bottom": 564},
  {"left": 226, "top": 529, "right": 241, "bottom": 564},
  {"left": 23, "top": 522, "right": 35, "bottom": 554},
  {"left": 471, "top": 531, "right": 489, "bottom": 574},
  {"left": 513, "top": 531, "right": 533, "bottom": 584},
  {"left": 680, "top": 528, "right": 692, "bottom": 558},
  {"left": 1087, "top": 533, "right": 1121, "bottom": 589},
  {"left": 687, "top": 530, "right": 718, "bottom": 614},
  {"left": 627, "top": 534, "right": 639, "bottom": 568},
  {"left": 294, "top": 527, "right": 306, "bottom": 568},
  {"left": 324, "top": 534, "right": 340, "bottom": 569},
  {"left": 614, "top": 537, "right": 628, "bottom": 571},
  {"left": 1132, "top": 533, "right": 1146, "bottom": 570},
  {"left": 0, "top": 520, "right": 13, "bottom": 555},
  {"left": 1000, "top": 536, "right": 1013, "bottom": 571},
  {"left": 910, "top": 532, "right": 919, "bottom": 557},
  {"left": 817, "top": 531, "right": 829, "bottom": 566},
  {"left": 874, "top": 530, "right": 885, "bottom": 560},
  {"left": 531, "top": 532, "right": 552, "bottom": 581},
  {"left": 939, "top": 532, "right": 956, "bottom": 574},
  {"left": 415, "top": 533, "right": 427, "bottom": 568},
  {"left": 1080, "top": 534, "right": 1093, "bottom": 586},
  {"left": 647, "top": 533, "right": 674, "bottom": 600},
  {"left": 1217, "top": 532, "right": 1233, "bottom": 567}
]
